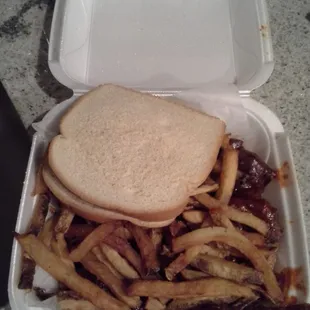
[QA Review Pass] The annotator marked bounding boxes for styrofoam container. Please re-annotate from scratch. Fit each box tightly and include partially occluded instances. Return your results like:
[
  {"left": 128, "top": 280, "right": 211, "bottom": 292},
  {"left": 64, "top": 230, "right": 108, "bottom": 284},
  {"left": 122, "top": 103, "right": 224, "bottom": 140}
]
[{"left": 9, "top": 0, "right": 310, "bottom": 309}]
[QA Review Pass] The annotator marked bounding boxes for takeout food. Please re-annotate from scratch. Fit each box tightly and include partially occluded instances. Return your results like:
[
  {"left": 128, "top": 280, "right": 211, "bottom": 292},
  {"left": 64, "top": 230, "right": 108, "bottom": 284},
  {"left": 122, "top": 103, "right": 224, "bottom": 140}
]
[{"left": 16, "top": 85, "right": 304, "bottom": 309}]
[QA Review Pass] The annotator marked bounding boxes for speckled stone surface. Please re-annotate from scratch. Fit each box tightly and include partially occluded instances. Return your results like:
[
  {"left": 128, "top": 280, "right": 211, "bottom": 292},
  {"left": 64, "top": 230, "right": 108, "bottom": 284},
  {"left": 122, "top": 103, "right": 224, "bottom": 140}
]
[{"left": 0, "top": 0, "right": 309, "bottom": 308}]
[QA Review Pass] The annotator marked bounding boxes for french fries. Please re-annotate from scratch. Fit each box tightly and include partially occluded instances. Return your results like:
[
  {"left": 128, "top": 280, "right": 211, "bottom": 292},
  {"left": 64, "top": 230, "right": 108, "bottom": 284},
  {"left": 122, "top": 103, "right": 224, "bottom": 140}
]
[
  {"left": 69, "top": 222, "right": 121, "bottom": 262},
  {"left": 99, "top": 243, "right": 139, "bottom": 279},
  {"left": 172, "top": 226, "right": 283, "bottom": 302},
  {"left": 191, "top": 254, "right": 263, "bottom": 285},
  {"left": 196, "top": 193, "right": 269, "bottom": 235},
  {"left": 18, "top": 193, "right": 49, "bottom": 289},
  {"left": 180, "top": 269, "right": 209, "bottom": 280},
  {"left": 81, "top": 252, "right": 141, "bottom": 308},
  {"left": 32, "top": 162, "right": 48, "bottom": 196},
  {"left": 150, "top": 228, "right": 163, "bottom": 253},
  {"left": 190, "top": 183, "right": 219, "bottom": 196},
  {"left": 166, "top": 296, "right": 237, "bottom": 310},
  {"left": 145, "top": 298, "right": 166, "bottom": 310},
  {"left": 38, "top": 216, "right": 57, "bottom": 249},
  {"left": 16, "top": 233, "right": 129, "bottom": 310},
  {"left": 216, "top": 145, "right": 239, "bottom": 204},
  {"left": 127, "top": 278, "right": 257, "bottom": 299},
  {"left": 55, "top": 208, "right": 75, "bottom": 235},
  {"left": 126, "top": 223, "right": 159, "bottom": 274},
  {"left": 104, "top": 234, "right": 144, "bottom": 276},
  {"left": 182, "top": 210, "right": 206, "bottom": 224},
  {"left": 165, "top": 246, "right": 203, "bottom": 280}
]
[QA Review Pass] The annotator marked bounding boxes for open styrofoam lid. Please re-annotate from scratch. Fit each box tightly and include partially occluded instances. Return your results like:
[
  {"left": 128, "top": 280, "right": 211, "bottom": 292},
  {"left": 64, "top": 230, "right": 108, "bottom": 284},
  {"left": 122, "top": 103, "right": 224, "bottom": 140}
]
[{"left": 48, "top": 0, "right": 274, "bottom": 93}]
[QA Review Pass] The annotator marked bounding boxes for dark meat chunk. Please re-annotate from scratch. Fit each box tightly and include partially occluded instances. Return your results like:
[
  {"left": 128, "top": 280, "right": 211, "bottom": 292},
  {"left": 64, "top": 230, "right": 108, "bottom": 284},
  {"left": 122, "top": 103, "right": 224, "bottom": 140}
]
[
  {"left": 230, "top": 198, "right": 282, "bottom": 243},
  {"left": 234, "top": 148, "right": 276, "bottom": 198}
]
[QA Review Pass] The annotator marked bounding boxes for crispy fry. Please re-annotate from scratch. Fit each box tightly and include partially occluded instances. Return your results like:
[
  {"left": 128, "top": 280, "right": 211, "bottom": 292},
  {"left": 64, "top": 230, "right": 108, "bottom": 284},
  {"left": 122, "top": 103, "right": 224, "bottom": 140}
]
[
  {"left": 58, "top": 299, "right": 99, "bottom": 310},
  {"left": 145, "top": 298, "right": 166, "bottom": 310},
  {"left": 28, "top": 194, "right": 49, "bottom": 235},
  {"left": 196, "top": 193, "right": 268, "bottom": 235},
  {"left": 216, "top": 147, "right": 239, "bottom": 204},
  {"left": 221, "top": 134, "right": 231, "bottom": 148},
  {"left": 150, "top": 228, "right": 163, "bottom": 253},
  {"left": 192, "top": 255, "right": 263, "bottom": 285},
  {"left": 127, "top": 278, "right": 256, "bottom": 299},
  {"left": 104, "top": 234, "right": 143, "bottom": 276},
  {"left": 196, "top": 194, "right": 234, "bottom": 230},
  {"left": 172, "top": 227, "right": 283, "bottom": 302},
  {"left": 38, "top": 216, "right": 57, "bottom": 249},
  {"left": 167, "top": 296, "right": 237, "bottom": 310},
  {"left": 165, "top": 246, "right": 203, "bottom": 280},
  {"left": 126, "top": 223, "right": 159, "bottom": 273},
  {"left": 191, "top": 184, "right": 219, "bottom": 196},
  {"left": 51, "top": 235, "right": 74, "bottom": 270},
  {"left": 183, "top": 210, "right": 206, "bottom": 224},
  {"left": 55, "top": 208, "right": 75, "bottom": 234},
  {"left": 100, "top": 243, "right": 139, "bottom": 279},
  {"left": 15, "top": 233, "right": 128, "bottom": 310},
  {"left": 242, "top": 232, "right": 266, "bottom": 247},
  {"left": 92, "top": 246, "right": 122, "bottom": 279},
  {"left": 224, "top": 207, "right": 269, "bottom": 235},
  {"left": 114, "top": 226, "right": 132, "bottom": 240},
  {"left": 18, "top": 194, "right": 49, "bottom": 289},
  {"left": 69, "top": 222, "right": 121, "bottom": 262},
  {"left": 180, "top": 269, "right": 209, "bottom": 280},
  {"left": 81, "top": 252, "right": 141, "bottom": 308}
]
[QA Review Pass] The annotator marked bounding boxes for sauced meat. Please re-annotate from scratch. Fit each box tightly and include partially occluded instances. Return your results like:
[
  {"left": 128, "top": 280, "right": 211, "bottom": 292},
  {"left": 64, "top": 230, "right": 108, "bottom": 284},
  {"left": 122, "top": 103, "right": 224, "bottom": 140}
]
[
  {"left": 230, "top": 197, "right": 282, "bottom": 243},
  {"left": 234, "top": 148, "right": 276, "bottom": 198}
]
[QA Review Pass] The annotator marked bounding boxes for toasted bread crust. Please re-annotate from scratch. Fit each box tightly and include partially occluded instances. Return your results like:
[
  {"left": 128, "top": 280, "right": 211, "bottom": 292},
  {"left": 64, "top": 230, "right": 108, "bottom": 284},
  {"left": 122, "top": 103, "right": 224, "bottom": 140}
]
[{"left": 42, "top": 165, "right": 175, "bottom": 228}]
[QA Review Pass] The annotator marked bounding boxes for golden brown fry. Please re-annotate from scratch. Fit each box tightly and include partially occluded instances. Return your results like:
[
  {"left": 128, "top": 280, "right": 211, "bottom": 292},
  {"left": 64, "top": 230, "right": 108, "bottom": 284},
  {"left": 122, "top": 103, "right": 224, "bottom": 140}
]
[
  {"left": 191, "top": 184, "right": 219, "bottom": 196},
  {"left": 195, "top": 194, "right": 234, "bottom": 230},
  {"left": 15, "top": 233, "right": 129, "bottom": 310},
  {"left": 92, "top": 246, "right": 122, "bottom": 279},
  {"left": 215, "top": 147, "right": 239, "bottom": 204},
  {"left": 55, "top": 208, "right": 75, "bottom": 235},
  {"left": 221, "top": 134, "right": 231, "bottom": 148},
  {"left": 104, "top": 234, "right": 144, "bottom": 276},
  {"left": 172, "top": 227, "right": 283, "bottom": 302},
  {"left": 182, "top": 211, "right": 206, "bottom": 224},
  {"left": 28, "top": 194, "right": 49, "bottom": 235},
  {"left": 100, "top": 243, "right": 139, "bottom": 279},
  {"left": 113, "top": 226, "right": 132, "bottom": 240},
  {"left": 242, "top": 232, "right": 266, "bottom": 247},
  {"left": 196, "top": 193, "right": 268, "bottom": 235},
  {"left": 180, "top": 269, "right": 209, "bottom": 281},
  {"left": 165, "top": 246, "right": 203, "bottom": 280},
  {"left": 126, "top": 223, "right": 159, "bottom": 273},
  {"left": 167, "top": 296, "right": 237, "bottom": 310},
  {"left": 58, "top": 299, "right": 99, "bottom": 310},
  {"left": 18, "top": 194, "right": 49, "bottom": 289},
  {"left": 38, "top": 216, "right": 57, "bottom": 249},
  {"left": 224, "top": 207, "right": 269, "bottom": 236},
  {"left": 150, "top": 228, "right": 163, "bottom": 253},
  {"left": 69, "top": 222, "right": 121, "bottom": 262},
  {"left": 145, "top": 298, "right": 166, "bottom": 310},
  {"left": 51, "top": 235, "right": 74, "bottom": 270},
  {"left": 192, "top": 255, "right": 263, "bottom": 285},
  {"left": 127, "top": 278, "right": 256, "bottom": 299},
  {"left": 81, "top": 252, "right": 141, "bottom": 309}
]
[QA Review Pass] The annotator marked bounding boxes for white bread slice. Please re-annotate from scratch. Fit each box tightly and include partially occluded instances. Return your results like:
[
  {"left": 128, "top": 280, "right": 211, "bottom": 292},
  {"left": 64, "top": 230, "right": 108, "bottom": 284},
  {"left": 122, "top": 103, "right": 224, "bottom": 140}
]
[
  {"left": 48, "top": 84, "right": 225, "bottom": 222},
  {"left": 42, "top": 165, "right": 174, "bottom": 228}
]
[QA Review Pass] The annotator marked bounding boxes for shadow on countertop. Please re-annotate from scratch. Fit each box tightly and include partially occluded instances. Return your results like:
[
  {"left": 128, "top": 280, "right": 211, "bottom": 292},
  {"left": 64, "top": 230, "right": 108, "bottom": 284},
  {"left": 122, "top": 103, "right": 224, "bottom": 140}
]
[{"left": 35, "top": 0, "right": 72, "bottom": 103}]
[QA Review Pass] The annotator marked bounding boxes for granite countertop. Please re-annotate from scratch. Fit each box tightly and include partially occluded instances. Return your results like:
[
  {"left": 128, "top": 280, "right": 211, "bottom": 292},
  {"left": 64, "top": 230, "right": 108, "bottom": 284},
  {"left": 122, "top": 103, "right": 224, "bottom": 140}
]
[{"left": 0, "top": 0, "right": 309, "bottom": 306}]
